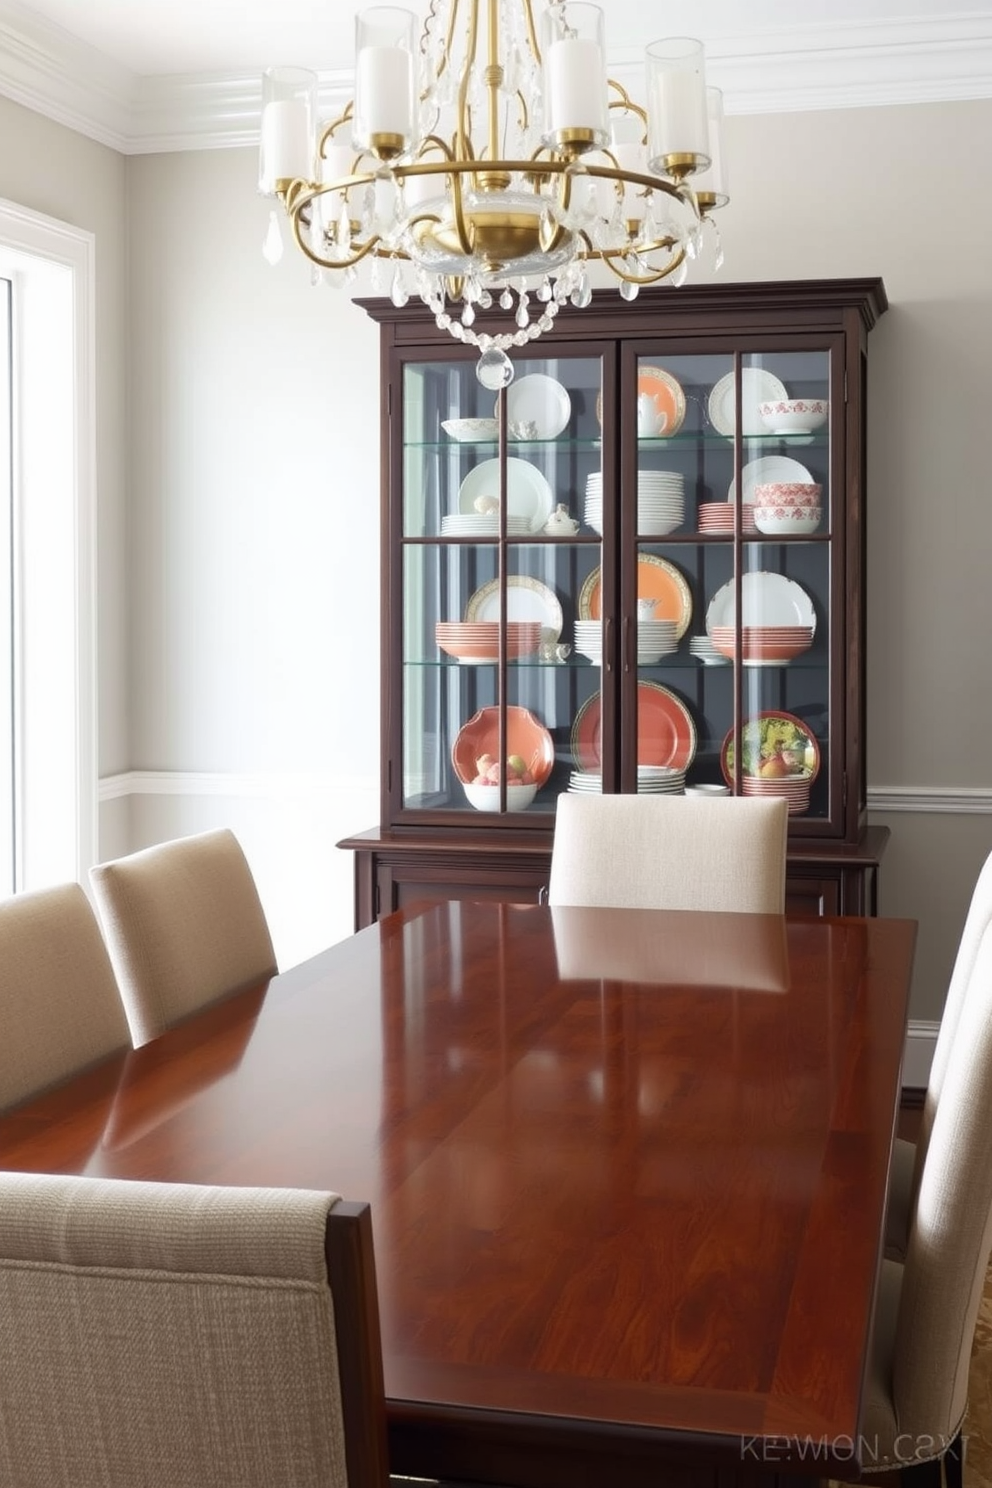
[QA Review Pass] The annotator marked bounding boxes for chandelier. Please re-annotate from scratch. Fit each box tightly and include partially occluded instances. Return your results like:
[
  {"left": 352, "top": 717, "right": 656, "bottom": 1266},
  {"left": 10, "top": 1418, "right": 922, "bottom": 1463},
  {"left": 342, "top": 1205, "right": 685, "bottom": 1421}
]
[{"left": 259, "top": 2, "right": 729, "bottom": 386}]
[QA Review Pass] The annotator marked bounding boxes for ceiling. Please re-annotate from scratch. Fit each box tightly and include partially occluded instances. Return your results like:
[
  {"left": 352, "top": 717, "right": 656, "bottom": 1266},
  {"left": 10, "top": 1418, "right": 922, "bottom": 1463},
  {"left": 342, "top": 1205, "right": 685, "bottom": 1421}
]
[{"left": 0, "top": 0, "right": 990, "bottom": 152}]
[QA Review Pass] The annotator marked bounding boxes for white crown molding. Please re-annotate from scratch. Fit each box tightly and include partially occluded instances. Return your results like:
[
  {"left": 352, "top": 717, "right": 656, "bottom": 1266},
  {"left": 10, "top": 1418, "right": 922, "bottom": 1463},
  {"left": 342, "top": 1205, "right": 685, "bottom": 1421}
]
[{"left": 1, "top": 5, "right": 992, "bottom": 153}]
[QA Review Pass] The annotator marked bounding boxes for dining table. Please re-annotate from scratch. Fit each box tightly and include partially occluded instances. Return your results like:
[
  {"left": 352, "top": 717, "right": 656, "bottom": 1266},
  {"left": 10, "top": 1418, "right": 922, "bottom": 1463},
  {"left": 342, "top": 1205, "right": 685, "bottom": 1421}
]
[{"left": 0, "top": 899, "right": 916, "bottom": 1488}]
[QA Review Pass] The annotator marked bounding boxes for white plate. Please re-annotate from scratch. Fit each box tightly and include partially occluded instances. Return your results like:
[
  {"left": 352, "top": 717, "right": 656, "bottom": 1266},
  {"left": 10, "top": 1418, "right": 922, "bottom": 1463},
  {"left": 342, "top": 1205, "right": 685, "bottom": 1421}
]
[
  {"left": 502, "top": 374, "right": 571, "bottom": 440},
  {"left": 708, "top": 368, "right": 789, "bottom": 438},
  {"left": 464, "top": 575, "right": 563, "bottom": 639},
  {"left": 457, "top": 457, "right": 554, "bottom": 533},
  {"left": 727, "top": 455, "right": 815, "bottom": 505},
  {"left": 705, "top": 572, "right": 817, "bottom": 631}
]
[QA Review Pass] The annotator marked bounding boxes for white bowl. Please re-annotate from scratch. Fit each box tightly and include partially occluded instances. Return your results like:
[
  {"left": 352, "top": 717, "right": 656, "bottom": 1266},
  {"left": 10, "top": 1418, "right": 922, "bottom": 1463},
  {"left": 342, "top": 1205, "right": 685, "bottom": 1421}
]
[
  {"left": 462, "top": 780, "right": 539, "bottom": 812},
  {"left": 753, "top": 506, "right": 822, "bottom": 535},
  {"left": 442, "top": 418, "right": 499, "bottom": 443},
  {"left": 757, "top": 399, "right": 828, "bottom": 435}
]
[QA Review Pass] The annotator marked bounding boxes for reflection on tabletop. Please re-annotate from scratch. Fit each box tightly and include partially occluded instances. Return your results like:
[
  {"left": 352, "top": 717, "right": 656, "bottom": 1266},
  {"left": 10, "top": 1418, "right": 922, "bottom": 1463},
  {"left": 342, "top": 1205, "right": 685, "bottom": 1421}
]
[
  {"left": 551, "top": 905, "right": 790, "bottom": 992},
  {"left": 90, "top": 984, "right": 266, "bottom": 1160}
]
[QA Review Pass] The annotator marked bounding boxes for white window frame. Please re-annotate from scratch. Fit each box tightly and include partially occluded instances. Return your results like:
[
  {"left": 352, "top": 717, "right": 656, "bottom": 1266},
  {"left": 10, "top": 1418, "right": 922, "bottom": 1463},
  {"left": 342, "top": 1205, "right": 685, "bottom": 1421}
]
[{"left": 0, "top": 197, "right": 97, "bottom": 891}]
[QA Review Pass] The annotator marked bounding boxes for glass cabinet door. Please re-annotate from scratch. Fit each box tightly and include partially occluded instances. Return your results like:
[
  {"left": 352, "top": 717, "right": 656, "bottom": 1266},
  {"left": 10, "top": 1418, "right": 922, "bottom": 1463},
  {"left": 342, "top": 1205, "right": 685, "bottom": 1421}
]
[
  {"left": 398, "top": 351, "right": 606, "bottom": 822},
  {"left": 625, "top": 344, "right": 835, "bottom": 825}
]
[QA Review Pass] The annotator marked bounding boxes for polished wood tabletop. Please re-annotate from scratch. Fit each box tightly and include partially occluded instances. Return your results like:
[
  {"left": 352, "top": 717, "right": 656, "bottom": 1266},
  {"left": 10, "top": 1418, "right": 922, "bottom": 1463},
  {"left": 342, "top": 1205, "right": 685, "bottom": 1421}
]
[{"left": 0, "top": 901, "right": 916, "bottom": 1488}]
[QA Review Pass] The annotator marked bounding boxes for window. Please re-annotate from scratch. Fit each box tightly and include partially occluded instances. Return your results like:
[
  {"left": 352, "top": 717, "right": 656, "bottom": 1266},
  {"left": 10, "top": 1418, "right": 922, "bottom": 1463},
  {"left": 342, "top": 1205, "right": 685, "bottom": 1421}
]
[{"left": 0, "top": 199, "right": 96, "bottom": 894}]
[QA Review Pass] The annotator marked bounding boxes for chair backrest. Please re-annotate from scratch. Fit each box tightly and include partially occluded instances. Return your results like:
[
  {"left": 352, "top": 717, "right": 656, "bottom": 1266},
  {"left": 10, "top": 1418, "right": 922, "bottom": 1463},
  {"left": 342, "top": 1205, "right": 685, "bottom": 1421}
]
[
  {"left": 547, "top": 794, "right": 789, "bottom": 914},
  {"left": 0, "top": 882, "right": 129, "bottom": 1113},
  {"left": 0, "top": 1173, "right": 388, "bottom": 1488},
  {"left": 887, "top": 918, "right": 992, "bottom": 1444},
  {"left": 915, "top": 845, "right": 992, "bottom": 1179},
  {"left": 90, "top": 827, "right": 278, "bottom": 1046}
]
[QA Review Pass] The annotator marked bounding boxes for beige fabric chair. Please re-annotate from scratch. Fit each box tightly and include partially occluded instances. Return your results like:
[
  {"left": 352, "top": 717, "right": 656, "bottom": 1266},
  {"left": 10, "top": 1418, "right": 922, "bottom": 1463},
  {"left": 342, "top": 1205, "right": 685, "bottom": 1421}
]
[
  {"left": 860, "top": 917, "right": 992, "bottom": 1486},
  {"left": 0, "top": 1173, "right": 389, "bottom": 1488},
  {"left": 90, "top": 827, "right": 278, "bottom": 1046},
  {"left": 0, "top": 882, "right": 129, "bottom": 1113},
  {"left": 547, "top": 794, "right": 789, "bottom": 914},
  {"left": 885, "top": 846, "right": 992, "bottom": 1261}
]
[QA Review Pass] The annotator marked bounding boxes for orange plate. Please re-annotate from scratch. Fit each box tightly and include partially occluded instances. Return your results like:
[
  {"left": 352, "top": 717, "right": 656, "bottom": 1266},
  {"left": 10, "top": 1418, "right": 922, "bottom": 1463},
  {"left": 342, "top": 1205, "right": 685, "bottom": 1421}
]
[
  {"left": 452, "top": 705, "right": 555, "bottom": 786},
  {"left": 637, "top": 366, "right": 687, "bottom": 436},
  {"left": 571, "top": 683, "right": 697, "bottom": 771},
  {"left": 578, "top": 555, "right": 692, "bottom": 638},
  {"left": 595, "top": 365, "right": 687, "bottom": 436}
]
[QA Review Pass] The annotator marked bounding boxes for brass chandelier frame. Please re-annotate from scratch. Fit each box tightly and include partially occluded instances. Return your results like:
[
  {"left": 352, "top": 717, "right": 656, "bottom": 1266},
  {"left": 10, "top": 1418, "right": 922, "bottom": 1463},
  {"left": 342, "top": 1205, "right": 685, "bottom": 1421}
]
[{"left": 269, "top": 0, "right": 721, "bottom": 307}]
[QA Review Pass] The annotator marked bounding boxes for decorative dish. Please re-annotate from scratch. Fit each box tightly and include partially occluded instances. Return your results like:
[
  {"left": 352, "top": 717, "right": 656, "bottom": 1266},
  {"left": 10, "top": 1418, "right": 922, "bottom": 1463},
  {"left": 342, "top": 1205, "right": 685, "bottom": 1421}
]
[
  {"left": 571, "top": 682, "right": 697, "bottom": 772},
  {"left": 705, "top": 572, "right": 816, "bottom": 632},
  {"left": 721, "top": 711, "right": 821, "bottom": 784},
  {"left": 708, "top": 368, "right": 788, "bottom": 438},
  {"left": 578, "top": 554, "right": 692, "bottom": 639},
  {"left": 464, "top": 575, "right": 563, "bottom": 640},
  {"left": 441, "top": 418, "right": 499, "bottom": 442},
  {"left": 457, "top": 457, "right": 554, "bottom": 534},
  {"left": 727, "top": 455, "right": 815, "bottom": 506},
  {"left": 503, "top": 373, "right": 571, "bottom": 439},
  {"left": 452, "top": 705, "right": 554, "bottom": 788}
]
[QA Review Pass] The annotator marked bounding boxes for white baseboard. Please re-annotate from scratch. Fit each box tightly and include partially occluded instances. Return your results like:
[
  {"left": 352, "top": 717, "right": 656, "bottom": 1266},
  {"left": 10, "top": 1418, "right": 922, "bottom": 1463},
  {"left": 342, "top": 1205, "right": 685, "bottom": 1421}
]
[{"left": 903, "top": 1020, "right": 939, "bottom": 1091}]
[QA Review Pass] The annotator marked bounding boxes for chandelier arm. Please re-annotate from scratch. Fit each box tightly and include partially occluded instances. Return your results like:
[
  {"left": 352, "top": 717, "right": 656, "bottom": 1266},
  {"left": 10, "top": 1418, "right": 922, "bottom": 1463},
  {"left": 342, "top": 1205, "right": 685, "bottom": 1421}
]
[
  {"left": 599, "top": 244, "right": 689, "bottom": 286},
  {"left": 286, "top": 207, "right": 383, "bottom": 273},
  {"left": 456, "top": 0, "right": 482, "bottom": 169},
  {"left": 317, "top": 108, "right": 355, "bottom": 161},
  {"left": 521, "top": 0, "right": 541, "bottom": 63},
  {"left": 485, "top": 0, "right": 501, "bottom": 162}
]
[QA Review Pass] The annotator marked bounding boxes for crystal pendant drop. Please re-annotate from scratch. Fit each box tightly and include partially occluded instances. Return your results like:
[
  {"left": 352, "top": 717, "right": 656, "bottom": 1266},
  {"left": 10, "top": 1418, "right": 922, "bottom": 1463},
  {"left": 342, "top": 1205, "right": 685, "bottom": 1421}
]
[
  {"left": 499, "top": 289, "right": 514, "bottom": 311},
  {"left": 390, "top": 266, "right": 410, "bottom": 307},
  {"left": 619, "top": 279, "right": 639, "bottom": 302},
  {"left": 262, "top": 210, "right": 283, "bottom": 266},
  {"left": 476, "top": 349, "right": 515, "bottom": 390}
]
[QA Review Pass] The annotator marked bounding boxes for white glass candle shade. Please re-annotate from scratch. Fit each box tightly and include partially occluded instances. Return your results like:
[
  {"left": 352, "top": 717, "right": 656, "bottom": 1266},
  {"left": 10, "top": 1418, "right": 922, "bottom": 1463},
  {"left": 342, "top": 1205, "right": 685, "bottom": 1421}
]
[
  {"left": 258, "top": 67, "right": 316, "bottom": 196},
  {"left": 645, "top": 38, "right": 710, "bottom": 175},
  {"left": 353, "top": 8, "right": 417, "bottom": 158},
  {"left": 694, "top": 87, "right": 730, "bottom": 208},
  {"left": 541, "top": 4, "right": 609, "bottom": 151}
]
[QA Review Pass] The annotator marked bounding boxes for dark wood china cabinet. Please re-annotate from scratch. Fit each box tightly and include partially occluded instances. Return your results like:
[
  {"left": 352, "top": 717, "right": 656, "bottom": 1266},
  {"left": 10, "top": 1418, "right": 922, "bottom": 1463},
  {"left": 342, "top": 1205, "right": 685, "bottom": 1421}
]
[{"left": 339, "top": 277, "right": 889, "bottom": 926}]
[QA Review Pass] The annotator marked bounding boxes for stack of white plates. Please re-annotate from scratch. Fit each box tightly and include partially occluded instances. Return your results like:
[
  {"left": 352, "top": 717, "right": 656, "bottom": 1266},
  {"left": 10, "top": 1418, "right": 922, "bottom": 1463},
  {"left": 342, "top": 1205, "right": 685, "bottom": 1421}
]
[
  {"left": 637, "top": 619, "right": 679, "bottom": 663},
  {"left": 567, "top": 767, "right": 686, "bottom": 794},
  {"left": 584, "top": 471, "right": 685, "bottom": 537},
  {"left": 573, "top": 621, "right": 604, "bottom": 665},
  {"left": 440, "top": 514, "right": 532, "bottom": 536},
  {"left": 689, "top": 635, "right": 730, "bottom": 666},
  {"left": 568, "top": 770, "right": 603, "bottom": 793},
  {"left": 636, "top": 766, "right": 686, "bottom": 793}
]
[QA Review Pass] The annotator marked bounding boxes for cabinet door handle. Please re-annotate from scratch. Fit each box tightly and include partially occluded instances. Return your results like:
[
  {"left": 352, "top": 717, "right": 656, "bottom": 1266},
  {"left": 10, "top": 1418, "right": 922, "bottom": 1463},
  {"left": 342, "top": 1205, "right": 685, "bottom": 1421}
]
[{"left": 604, "top": 617, "right": 613, "bottom": 673}]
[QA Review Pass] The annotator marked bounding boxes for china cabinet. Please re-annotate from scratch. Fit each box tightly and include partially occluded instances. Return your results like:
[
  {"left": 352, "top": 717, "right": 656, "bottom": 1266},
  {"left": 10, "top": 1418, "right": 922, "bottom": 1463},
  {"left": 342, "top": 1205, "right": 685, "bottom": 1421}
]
[{"left": 340, "top": 278, "right": 888, "bottom": 926}]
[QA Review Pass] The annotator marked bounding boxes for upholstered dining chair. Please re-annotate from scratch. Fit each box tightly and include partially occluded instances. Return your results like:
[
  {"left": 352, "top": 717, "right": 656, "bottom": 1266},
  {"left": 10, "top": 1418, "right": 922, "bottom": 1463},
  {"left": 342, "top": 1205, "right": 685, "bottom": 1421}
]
[
  {"left": 859, "top": 916, "right": 992, "bottom": 1488},
  {"left": 547, "top": 794, "right": 789, "bottom": 914},
  {"left": 0, "top": 1173, "right": 389, "bottom": 1488},
  {"left": 0, "top": 882, "right": 130, "bottom": 1114},
  {"left": 884, "top": 845, "right": 992, "bottom": 1262},
  {"left": 90, "top": 827, "right": 278, "bottom": 1047}
]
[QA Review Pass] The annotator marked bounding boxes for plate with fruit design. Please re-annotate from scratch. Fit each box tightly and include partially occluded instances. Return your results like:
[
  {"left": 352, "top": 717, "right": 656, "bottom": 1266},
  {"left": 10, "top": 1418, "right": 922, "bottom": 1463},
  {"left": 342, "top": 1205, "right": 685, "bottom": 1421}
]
[
  {"left": 452, "top": 705, "right": 555, "bottom": 792},
  {"left": 721, "top": 711, "right": 820, "bottom": 785}
]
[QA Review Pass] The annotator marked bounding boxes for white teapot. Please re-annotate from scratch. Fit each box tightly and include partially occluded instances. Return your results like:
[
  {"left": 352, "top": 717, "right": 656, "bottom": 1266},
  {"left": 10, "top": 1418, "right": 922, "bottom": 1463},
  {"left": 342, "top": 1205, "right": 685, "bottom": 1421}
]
[
  {"left": 543, "top": 503, "right": 579, "bottom": 537},
  {"left": 637, "top": 393, "right": 668, "bottom": 438}
]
